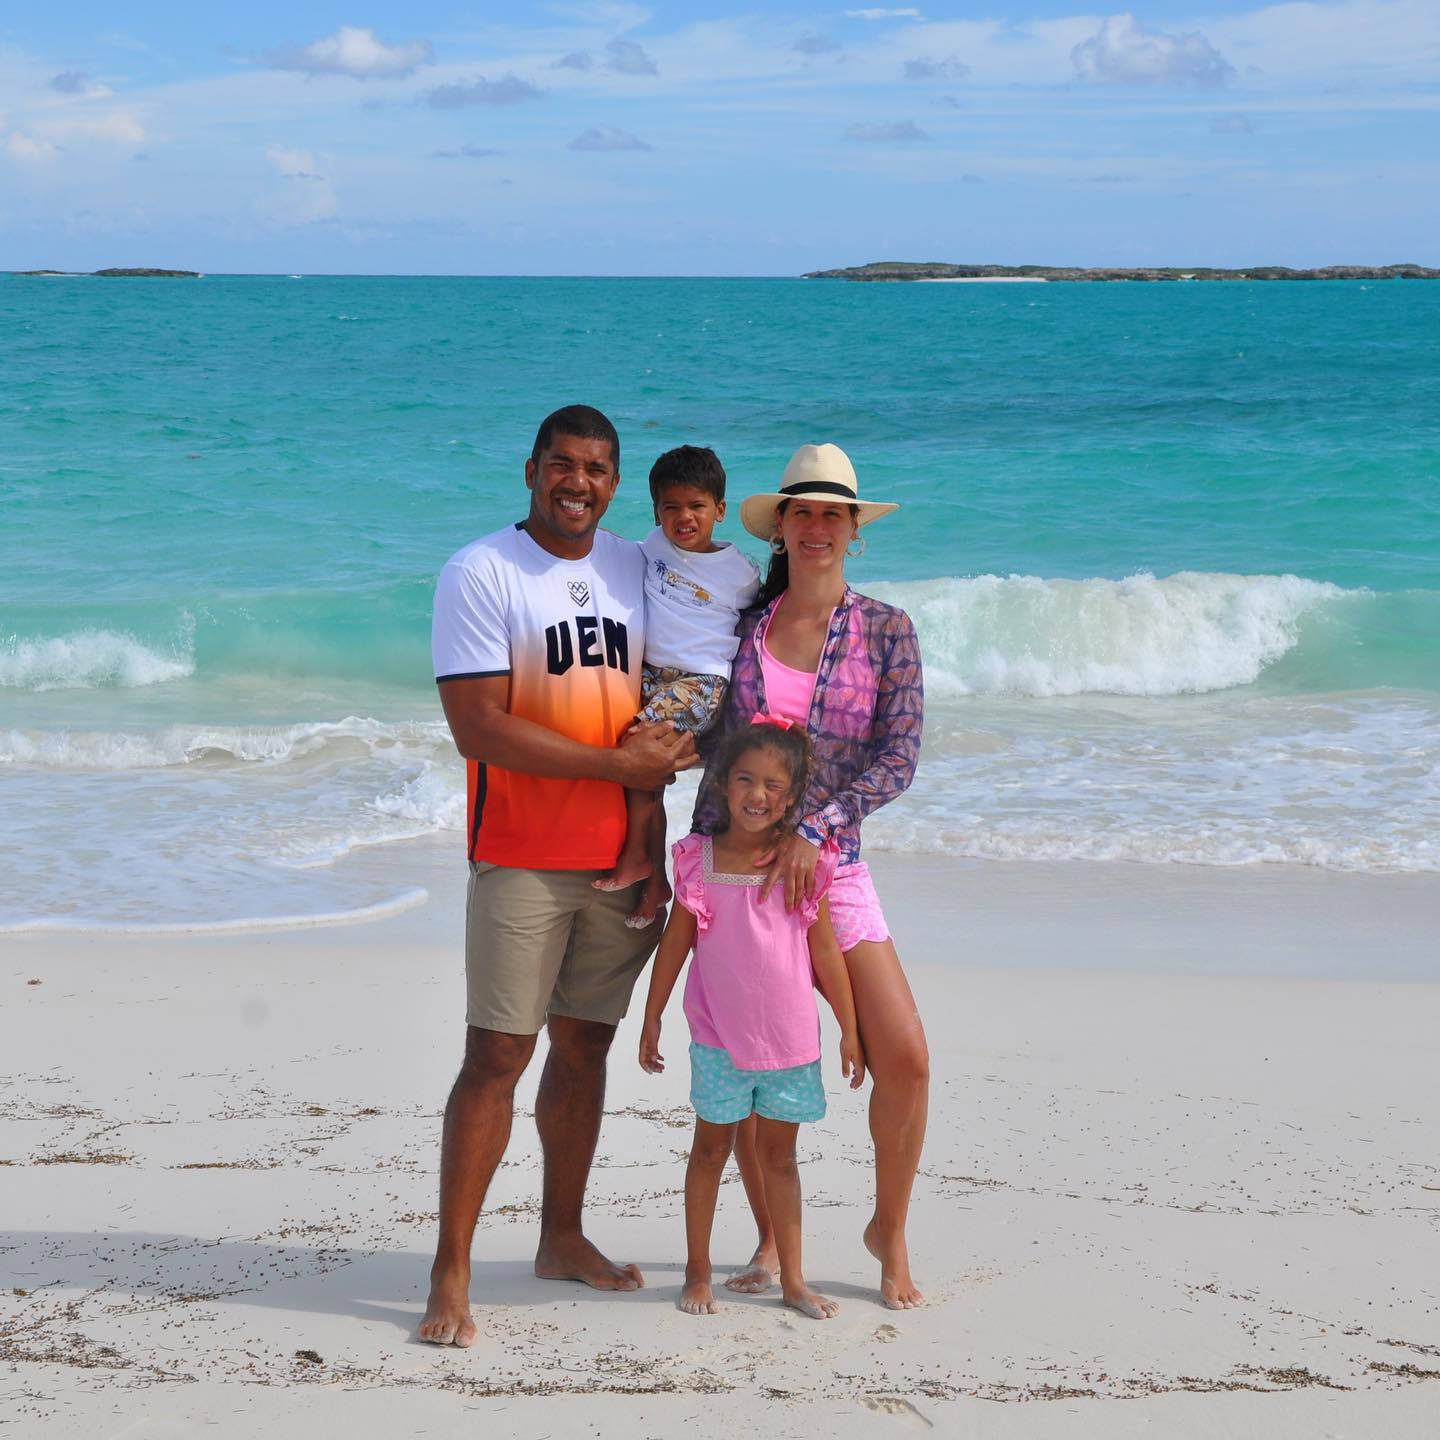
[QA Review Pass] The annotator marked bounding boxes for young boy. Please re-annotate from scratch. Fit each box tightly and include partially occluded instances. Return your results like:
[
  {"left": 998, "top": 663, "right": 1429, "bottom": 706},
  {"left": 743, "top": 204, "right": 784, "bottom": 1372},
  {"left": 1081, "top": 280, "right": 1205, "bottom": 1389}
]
[{"left": 594, "top": 445, "right": 760, "bottom": 926}]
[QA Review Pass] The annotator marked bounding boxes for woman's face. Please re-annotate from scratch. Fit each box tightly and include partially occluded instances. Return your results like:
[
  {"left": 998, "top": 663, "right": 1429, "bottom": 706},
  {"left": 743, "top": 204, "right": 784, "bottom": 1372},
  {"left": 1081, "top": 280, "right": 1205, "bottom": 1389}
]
[{"left": 777, "top": 499, "right": 857, "bottom": 573}]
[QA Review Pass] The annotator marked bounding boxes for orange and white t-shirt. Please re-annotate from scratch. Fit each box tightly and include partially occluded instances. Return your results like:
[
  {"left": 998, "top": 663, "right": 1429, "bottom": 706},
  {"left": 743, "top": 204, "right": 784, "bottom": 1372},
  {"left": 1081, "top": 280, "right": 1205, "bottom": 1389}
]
[{"left": 432, "top": 523, "right": 646, "bottom": 870}]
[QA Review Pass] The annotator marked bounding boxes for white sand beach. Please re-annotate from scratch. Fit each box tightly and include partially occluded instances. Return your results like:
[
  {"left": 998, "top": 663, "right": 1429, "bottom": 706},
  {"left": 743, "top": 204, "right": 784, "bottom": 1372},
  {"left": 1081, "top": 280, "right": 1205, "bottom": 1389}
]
[{"left": 3, "top": 854, "right": 1438, "bottom": 1437}]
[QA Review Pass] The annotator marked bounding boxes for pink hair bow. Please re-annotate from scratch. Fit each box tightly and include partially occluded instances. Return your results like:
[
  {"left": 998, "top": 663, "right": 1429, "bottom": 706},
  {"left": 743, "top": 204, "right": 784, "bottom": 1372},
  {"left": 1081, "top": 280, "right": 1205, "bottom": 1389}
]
[{"left": 750, "top": 712, "right": 795, "bottom": 731}]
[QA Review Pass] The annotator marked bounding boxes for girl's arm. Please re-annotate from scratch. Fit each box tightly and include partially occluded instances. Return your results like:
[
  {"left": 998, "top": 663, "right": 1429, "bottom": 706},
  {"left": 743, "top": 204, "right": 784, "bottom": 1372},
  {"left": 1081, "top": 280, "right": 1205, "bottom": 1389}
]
[
  {"left": 638, "top": 903, "right": 698, "bottom": 1074},
  {"left": 808, "top": 899, "right": 865, "bottom": 1088}
]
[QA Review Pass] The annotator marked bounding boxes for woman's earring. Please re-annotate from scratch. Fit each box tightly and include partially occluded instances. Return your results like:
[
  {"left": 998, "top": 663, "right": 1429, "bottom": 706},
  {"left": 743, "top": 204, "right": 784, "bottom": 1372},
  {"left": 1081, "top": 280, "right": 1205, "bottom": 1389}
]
[
  {"left": 846, "top": 534, "right": 867, "bottom": 558},
  {"left": 769, "top": 534, "right": 786, "bottom": 555}
]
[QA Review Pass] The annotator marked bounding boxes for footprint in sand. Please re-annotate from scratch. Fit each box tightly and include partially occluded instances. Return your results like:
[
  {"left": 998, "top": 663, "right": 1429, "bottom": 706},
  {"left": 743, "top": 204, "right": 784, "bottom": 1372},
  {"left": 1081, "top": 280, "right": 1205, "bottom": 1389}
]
[
  {"left": 874, "top": 1323, "right": 901, "bottom": 1343},
  {"left": 861, "top": 1396, "right": 933, "bottom": 1429}
]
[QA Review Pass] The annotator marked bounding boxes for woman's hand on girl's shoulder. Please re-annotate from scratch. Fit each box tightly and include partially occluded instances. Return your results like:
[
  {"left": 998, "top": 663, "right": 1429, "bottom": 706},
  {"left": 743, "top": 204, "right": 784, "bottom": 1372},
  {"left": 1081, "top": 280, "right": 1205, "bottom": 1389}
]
[{"left": 757, "top": 831, "right": 821, "bottom": 910}]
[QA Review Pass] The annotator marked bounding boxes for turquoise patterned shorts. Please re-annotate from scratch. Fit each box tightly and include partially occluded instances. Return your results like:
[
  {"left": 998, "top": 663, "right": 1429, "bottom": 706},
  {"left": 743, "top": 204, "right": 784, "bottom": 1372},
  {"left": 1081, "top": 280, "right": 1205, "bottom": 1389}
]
[{"left": 689, "top": 1042, "right": 826, "bottom": 1125}]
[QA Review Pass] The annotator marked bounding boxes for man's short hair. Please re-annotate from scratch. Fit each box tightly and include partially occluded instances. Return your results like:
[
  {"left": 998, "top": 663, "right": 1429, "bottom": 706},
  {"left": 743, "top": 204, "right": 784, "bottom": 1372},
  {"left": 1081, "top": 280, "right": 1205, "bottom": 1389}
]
[
  {"left": 648, "top": 445, "right": 726, "bottom": 508},
  {"left": 531, "top": 405, "right": 620, "bottom": 470}
]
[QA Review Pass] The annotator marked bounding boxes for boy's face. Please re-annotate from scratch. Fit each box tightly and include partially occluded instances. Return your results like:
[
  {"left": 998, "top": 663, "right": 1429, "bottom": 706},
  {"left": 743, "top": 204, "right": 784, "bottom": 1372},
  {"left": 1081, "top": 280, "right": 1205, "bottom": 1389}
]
[{"left": 655, "top": 483, "right": 724, "bottom": 552}]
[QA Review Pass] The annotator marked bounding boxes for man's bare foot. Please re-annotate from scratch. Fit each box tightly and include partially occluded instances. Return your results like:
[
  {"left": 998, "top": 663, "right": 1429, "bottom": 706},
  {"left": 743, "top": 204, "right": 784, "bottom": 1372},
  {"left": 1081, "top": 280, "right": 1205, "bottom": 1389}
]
[
  {"left": 864, "top": 1218, "right": 924, "bottom": 1309},
  {"left": 624, "top": 868, "right": 672, "bottom": 930},
  {"left": 418, "top": 1265, "right": 478, "bottom": 1346},
  {"left": 534, "top": 1232, "right": 643, "bottom": 1291},
  {"left": 782, "top": 1281, "right": 840, "bottom": 1320},
  {"left": 592, "top": 853, "right": 652, "bottom": 893},
  {"left": 679, "top": 1276, "right": 718, "bottom": 1315},
  {"left": 723, "top": 1243, "right": 778, "bottom": 1294}
]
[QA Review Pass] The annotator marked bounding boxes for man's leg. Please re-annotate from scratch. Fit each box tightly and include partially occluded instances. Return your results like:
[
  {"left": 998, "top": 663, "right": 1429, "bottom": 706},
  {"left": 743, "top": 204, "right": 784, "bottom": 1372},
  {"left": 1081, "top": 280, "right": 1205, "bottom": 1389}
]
[
  {"left": 420, "top": 1025, "right": 538, "bottom": 1345},
  {"left": 532, "top": 1013, "right": 643, "bottom": 1289}
]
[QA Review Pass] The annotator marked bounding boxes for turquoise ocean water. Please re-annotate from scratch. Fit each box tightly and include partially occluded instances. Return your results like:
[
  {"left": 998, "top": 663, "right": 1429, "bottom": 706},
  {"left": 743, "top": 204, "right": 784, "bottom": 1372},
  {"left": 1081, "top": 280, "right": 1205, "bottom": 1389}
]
[{"left": 3, "top": 275, "right": 1438, "bottom": 928}]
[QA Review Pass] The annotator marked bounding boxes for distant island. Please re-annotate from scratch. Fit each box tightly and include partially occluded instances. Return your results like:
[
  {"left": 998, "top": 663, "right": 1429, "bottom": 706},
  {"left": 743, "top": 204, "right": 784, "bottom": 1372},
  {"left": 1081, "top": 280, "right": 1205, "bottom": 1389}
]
[
  {"left": 14, "top": 268, "right": 201, "bottom": 278},
  {"left": 804, "top": 261, "right": 1440, "bottom": 283}
]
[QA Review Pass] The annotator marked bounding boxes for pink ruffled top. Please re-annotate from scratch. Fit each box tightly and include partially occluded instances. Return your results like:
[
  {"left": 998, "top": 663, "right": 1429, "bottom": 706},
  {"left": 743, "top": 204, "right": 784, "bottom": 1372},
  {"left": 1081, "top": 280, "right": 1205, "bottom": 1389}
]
[{"left": 672, "top": 830, "right": 838, "bottom": 1071}]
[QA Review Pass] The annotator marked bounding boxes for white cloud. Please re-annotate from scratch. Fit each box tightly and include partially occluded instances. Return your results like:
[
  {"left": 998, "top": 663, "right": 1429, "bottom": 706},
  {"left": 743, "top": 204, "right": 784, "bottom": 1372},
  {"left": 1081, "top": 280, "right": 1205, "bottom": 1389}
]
[
  {"left": 1072, "top": 13, "right": 1233, "bottom": 87},
  {"left": 904, "top": 55, "right": 971, "bottom": 81},
  {"left": 568, "top": 125, "right": 650, "bottom": 150},
  {"left": 845, "top": 120, "right": 927, "bottom": 141},
  {"left": 262, "top": 26, "right": 433, "bottom": 80},
  {"left": 847, "top": 8, "right": 923, "bottom": 18},
  {"left": 41, "top": 111, "right": 147, "bottom": 147},
  {"left": 264, "top": 145, "right": 338, "bottom": 223},
  {"left": 5, "top": 130, "right": 58, "bottom": 165},
  {"left": 424, "top": 76, "right": 542, "bottom": 108},
  {"left": 794, "top": 33, "right": 842, "bottom": 56},
  {"left": 433, "top": 144, "right": 504, "bottom": 159},
  {"left": 606, "top": 39, "right": 658, "bottom": 75},
  {"left": 49, "top": 72, "right": 90, "bottom": 94},
  {"left": 555, "top": 51, "right": 593, "bottom": 70}
]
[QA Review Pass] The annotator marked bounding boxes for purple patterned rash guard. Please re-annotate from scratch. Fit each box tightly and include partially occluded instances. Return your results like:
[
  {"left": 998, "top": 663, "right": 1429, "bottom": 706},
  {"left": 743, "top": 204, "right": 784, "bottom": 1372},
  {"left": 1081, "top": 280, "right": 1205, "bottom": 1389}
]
[{"left": 692, "top": 586, "right": 924, "bottom": 865}]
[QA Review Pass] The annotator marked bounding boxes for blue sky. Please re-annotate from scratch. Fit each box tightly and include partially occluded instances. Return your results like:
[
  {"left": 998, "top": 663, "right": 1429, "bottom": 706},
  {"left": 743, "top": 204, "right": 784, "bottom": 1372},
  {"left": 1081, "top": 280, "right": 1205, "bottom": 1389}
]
[{"left": 2, "top": 2, "right": 1436, "bottom": 273}]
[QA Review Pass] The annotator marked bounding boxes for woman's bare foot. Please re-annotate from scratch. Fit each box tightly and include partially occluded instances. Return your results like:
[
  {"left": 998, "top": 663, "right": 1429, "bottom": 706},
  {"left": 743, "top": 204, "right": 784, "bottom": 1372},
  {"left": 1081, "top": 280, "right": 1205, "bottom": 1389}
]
[
  {"left": 534, "top": 1232, "right": 643, "bottom": 1291},
  {"left": 723, "top": 1242, "right": 778, "bottom": 1293},
  {"left": 418, "top": 1265, "right": 478, "bottom": 1346},
  {"left": 864, "top": 1218, "right": 924, "bottom": 1309},
  {"left": 624, "top": 869, "right": 672, "bottom": 930},
  {"left": 592, "top": 853, "right": 652, "bottom": 893},
  {"left": 782, "top": 1281, "right": 840, "bottom": 1320},
  {"left": 679, "top": 1276, "right": 718, "bottom": 1315}
]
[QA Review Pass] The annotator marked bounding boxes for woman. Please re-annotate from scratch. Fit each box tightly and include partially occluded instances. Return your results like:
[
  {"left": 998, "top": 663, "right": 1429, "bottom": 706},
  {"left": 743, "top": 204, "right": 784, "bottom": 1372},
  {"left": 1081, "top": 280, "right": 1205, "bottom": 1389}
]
[{"left": 692, "top": 442, "right": 927, "bottom": 1310}]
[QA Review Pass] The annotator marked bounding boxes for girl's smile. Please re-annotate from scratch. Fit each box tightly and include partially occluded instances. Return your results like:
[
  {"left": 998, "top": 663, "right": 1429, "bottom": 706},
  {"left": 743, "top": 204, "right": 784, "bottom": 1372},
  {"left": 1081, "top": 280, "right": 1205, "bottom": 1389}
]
[{"left": 723, "top": 746, "right": 796, "bottom": 835}]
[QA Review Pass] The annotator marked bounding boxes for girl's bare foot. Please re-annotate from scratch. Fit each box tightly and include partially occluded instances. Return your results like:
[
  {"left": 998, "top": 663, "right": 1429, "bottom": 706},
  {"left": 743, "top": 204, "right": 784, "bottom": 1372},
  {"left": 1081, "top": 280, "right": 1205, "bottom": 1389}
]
[
  {"left": 418, "top": 1265, "right": 478, "bottom": 1346},
  {"left": 624, "top": 869, "right": 672, "bottom": 930},
  {"left": 723, "top": 1242, "right": 778, "bottom": 1293},
  {"left": 782, "top": 1281, "right": 840, "bottom": 1320},
  {"left": 864, "top": 1218, "right": 924, "bottom": 1309},
  {"left": 679, "top": 1277, "right": 718, "bottom": 1315}
]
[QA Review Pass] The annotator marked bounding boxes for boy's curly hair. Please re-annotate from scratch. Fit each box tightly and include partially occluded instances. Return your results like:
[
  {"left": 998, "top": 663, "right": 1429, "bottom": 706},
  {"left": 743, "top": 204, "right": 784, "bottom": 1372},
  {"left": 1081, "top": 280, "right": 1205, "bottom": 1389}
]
[{"left": 708, "top": 720, "right": 813, "bottom": 835}]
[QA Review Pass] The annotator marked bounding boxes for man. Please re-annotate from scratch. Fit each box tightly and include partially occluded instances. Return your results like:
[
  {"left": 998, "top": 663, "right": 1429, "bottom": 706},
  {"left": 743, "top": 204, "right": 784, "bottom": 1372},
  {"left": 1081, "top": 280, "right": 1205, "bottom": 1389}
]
[{"left": 420, "top": 405, "right": 695, "bottom": 1347}]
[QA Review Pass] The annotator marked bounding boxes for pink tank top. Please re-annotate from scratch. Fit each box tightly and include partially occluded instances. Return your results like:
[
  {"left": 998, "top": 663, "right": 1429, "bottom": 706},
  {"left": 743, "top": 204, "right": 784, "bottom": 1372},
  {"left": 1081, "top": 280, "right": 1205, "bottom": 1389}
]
[{"left": 759, "top": 628, "right": 819, "bottom": 724}]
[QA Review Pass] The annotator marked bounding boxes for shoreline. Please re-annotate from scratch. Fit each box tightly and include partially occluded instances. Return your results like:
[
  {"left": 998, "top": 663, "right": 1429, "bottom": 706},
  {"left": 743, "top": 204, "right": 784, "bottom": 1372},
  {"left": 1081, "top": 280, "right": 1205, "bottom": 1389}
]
[{"left": 3, "top": 852, "right": 1437, "bottom": 1435}]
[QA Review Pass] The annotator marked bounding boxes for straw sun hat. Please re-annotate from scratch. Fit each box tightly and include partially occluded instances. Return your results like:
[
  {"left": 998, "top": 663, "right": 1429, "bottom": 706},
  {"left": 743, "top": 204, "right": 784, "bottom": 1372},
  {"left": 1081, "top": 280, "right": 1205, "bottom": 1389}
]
[{"left": 739, "top": 443, "right": 899, "bottom": 541}]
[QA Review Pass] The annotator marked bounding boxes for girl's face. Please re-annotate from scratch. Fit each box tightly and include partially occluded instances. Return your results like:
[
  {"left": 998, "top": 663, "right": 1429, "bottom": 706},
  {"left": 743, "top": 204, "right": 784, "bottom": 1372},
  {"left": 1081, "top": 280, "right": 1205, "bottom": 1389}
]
[
  {"left": 722, "top": 744, "right": 797, "bottom": 835},
  {"left": 777, "top": 499, "right": 857, "bottom": 574}
]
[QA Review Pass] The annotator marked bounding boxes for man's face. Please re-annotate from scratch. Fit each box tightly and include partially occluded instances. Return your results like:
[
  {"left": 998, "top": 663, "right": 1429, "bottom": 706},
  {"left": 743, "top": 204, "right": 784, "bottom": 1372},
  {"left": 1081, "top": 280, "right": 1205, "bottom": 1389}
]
[{"left": 524, "top": 432, "right": 620, "bottom": 557}]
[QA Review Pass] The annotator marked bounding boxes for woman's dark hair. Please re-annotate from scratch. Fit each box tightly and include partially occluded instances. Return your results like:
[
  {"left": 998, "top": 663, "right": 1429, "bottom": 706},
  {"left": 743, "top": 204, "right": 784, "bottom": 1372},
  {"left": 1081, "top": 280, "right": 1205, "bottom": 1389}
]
[
  {"left": 708, "top": 722, "right": 813, "bottom": 835},
  {"left": 649, "top": 445, "right": 726, "bottom": 509},
  {"left": 753, "top": 498, "right": 862, "bottom": 610}
]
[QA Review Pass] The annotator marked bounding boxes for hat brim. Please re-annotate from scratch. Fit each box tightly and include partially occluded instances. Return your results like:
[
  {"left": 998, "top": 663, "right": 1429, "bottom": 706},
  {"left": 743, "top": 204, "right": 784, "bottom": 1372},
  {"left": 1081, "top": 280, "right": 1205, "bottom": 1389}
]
[{"left": 739, "top": 490, "right": 899, "bottom": 541}]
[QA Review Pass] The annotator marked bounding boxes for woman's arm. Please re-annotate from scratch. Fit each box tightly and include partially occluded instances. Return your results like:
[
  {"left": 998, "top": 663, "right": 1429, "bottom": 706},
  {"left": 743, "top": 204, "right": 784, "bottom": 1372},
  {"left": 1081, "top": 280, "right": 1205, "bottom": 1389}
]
[
  {"left": 798, "top": 605, "right": 924, "bottom": 847},
  {"left": 638, "top": 903, "right": 698, "bottom": 1074},
  {"left": 808, "top": 900, "right": 865, "bottom": 1088}
]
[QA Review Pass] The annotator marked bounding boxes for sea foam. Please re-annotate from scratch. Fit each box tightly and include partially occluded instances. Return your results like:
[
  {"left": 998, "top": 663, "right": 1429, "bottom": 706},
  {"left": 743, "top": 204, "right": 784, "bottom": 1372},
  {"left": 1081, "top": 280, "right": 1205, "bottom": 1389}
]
[
  {"left": 0, "top": 627, "right": 194, "bottom": 691},
  {"left": 872, "top": 572, "right": 1349, "bottom": 698}
]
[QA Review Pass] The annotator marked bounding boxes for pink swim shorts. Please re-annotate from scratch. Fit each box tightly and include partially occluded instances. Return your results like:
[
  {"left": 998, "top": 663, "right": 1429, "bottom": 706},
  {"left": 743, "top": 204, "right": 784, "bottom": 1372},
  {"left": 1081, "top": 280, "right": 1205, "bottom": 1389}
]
[{"left": 827, "top": 862, "right": 890, "bottom": 953}]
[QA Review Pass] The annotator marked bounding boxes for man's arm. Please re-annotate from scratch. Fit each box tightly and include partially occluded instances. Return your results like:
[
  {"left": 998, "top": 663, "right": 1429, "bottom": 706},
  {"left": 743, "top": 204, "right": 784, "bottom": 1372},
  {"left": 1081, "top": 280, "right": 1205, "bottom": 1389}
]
[{"left": 438, "top": 675, "right": 696, "bottom": 790}]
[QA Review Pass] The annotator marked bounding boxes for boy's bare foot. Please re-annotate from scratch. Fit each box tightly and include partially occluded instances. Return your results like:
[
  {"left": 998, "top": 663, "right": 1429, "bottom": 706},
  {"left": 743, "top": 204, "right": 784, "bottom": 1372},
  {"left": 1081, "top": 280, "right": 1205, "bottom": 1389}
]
[
  {"left": 624, "top": 869, "right": 672, "bottom": 930},
  {"left": 724, "top": 1243, "right": 778, "bottom": 1293},
  {"left": 592, "top": 854, "right": 652, "bottom": 893},
  {"left": 534, "top": 1232, "right": 643, "bottom": 1291},
  {"left": 418, "top": 1265, "right": 478, "bottom": 1346},
  {"left": 864, "top": 1218, "right": 924, "bottom": 1309},
  {"left": 782, "top": 1282, "right": 840, "bottom": 1320},
  {"left": 679, "top": 1277, "right": 718, "bottom": 1315}
]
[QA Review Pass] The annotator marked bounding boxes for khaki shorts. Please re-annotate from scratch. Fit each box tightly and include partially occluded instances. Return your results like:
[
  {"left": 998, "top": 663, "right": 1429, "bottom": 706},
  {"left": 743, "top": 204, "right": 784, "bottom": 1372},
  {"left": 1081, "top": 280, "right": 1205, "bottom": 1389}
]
[{"left": 464, "top": 863, "right": 660, "bottom": 1035}]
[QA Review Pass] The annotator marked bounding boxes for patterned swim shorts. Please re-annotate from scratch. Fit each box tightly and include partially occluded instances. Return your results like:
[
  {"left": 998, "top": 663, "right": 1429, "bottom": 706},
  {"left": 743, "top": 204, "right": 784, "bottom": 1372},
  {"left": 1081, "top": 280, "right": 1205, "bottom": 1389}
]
[
  {"left": 639, "top": 665, "right": 727, "bottom": 736},
  {"left": 689, "top": 1042, "right": 826, "bottom": 1125},
  {"left": 827, "top": 862, "right": 891, "bottom": 952}
]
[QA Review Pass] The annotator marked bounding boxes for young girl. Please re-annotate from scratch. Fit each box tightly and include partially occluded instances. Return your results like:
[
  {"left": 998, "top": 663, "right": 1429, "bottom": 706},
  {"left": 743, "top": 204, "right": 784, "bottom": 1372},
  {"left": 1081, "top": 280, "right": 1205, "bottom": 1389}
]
[{"left": 638, "top": 716, "right": 865, "bottom": 1319}]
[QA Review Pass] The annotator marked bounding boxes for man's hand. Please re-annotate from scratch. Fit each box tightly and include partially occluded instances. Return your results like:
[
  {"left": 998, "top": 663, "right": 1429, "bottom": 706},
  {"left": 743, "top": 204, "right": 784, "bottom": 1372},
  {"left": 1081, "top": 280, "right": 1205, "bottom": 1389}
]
[
  {"left": 611, "top": 721, "right": 697, "bottom": 791},
  {"left": 639, "top": 1017, "right": 665, "bottom": 1074},
  {"left": 757, "top": 831, "right": 822, "bottom": 910}
]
